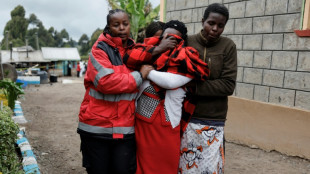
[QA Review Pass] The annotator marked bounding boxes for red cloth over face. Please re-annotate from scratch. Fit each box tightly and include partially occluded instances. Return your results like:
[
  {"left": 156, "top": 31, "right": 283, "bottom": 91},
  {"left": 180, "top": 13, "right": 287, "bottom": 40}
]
[{"left": 125, "top": 34, "right": 209, "bottom": 81}]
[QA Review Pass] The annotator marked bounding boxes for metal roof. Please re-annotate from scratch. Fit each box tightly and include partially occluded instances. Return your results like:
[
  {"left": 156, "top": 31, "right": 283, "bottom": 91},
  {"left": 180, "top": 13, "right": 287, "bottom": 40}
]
[
  {"left": 41, "top": 47, "right": 81, "bottom": 61},
  {"left": 0, "top": 50, "right": 50, "bottom": 63}
]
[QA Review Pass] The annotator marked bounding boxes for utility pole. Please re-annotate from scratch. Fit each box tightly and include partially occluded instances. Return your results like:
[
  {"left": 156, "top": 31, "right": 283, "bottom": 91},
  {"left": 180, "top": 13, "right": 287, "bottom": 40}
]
[
  {"left": 5, "top": 31, "right": 9, "bottom": 50},
  {"left": 0, "top": 49, "right": 4, "bottom": 80},
  {"left": 25, "top": 36, "right": 29, "bottom": 58},
  {"left": 9, "top": 42, "right": 13, "bottom": 62},
  {"left": 35, "top": 32, "right": 39, "bottom": 50}
]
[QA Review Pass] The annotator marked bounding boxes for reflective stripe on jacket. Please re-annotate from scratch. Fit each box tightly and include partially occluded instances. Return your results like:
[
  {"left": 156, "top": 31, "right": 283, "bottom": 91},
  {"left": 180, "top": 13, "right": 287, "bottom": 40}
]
[{"left": 78, "top": 33, "right": 142, "bottom": 137}]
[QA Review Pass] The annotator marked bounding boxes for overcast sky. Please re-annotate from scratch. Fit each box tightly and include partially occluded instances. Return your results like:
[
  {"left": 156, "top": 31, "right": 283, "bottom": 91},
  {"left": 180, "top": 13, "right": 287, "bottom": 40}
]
[{"left": 0, "top": 0, "right": 160, "bottom": 42}]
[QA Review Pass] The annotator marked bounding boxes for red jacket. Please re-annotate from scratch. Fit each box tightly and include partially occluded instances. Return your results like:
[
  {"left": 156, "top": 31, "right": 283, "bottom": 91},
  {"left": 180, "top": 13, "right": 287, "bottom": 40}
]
[
  {"left": 77, "top": 64, "right": 81, "bottom": 71},
  {"left": 78, "top": 33, "right": 151, "bottom": 139}
]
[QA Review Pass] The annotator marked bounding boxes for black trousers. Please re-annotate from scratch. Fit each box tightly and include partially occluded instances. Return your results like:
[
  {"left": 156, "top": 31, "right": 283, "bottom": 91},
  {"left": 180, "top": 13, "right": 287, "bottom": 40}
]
[{"left": 80, "top": 134, "right": 136, "bottom": 174}]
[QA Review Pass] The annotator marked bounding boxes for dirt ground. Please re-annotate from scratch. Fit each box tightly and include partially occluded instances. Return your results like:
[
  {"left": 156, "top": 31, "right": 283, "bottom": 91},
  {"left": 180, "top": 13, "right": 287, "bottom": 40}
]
[{"left": 20, "top": 76, "right": 310, "bottom": 174}]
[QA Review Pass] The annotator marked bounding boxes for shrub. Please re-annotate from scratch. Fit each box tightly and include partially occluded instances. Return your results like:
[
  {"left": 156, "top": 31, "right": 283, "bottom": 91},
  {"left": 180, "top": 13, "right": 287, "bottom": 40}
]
[
  {"left": 0, "top": 105, "right": 23, "bottom": 174},
  {"left": 0, "top": 93, "right": 8, "bottom": 106},
  {"left": 0, "top": 79, "right": 24, "bottom": 110}
]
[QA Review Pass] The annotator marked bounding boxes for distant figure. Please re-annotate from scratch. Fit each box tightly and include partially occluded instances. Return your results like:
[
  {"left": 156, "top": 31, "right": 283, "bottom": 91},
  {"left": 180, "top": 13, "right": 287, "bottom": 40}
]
[
  {"left": 67, "top": 62, "right": 72, "bottom": 76},
  {"left": 76, "top": 62, "right": 81, "bottom": 77},
  {"left": 79, "top": 62, "right": 85, "bottom": 77},
  {"left": 145, "top": 21, "right": 165, "bottom": 38},
  {"left": 83, "top": 62, "right": 87, "bottom": 75}
]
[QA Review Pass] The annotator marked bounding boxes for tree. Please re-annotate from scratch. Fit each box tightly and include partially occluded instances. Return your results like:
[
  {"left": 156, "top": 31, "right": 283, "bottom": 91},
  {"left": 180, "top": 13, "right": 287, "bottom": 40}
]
[
  {"left": 89, "top": 29, "right": 102, "bottom": 49},
  {"left": 26, "top": 20, "right": 55, "bottom": 49},
  {"left": 48, "top": 27, "right": 55, "bottom": 35},
  {"left": 106, "top": 0, "right": 160, "bottom": 41},
  {"left": 28, "top": 13, "right": 40, "bottom": 29},
  {"left": 60, "top": 29, "right": 69, "bottom": 40},
  {"left": 1, "top": 5, "right": 28, "bottom": 49},
  {"left": 78, "top": 34, "right": 90, "bottom": 56},
  {"left": 1, "top": 5, "right": 78, "bottom": 50}
]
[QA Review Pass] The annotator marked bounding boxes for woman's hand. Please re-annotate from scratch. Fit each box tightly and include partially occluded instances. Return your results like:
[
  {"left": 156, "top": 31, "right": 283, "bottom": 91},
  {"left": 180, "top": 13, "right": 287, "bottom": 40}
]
[
  {"left": 152, "top": 34, "right": 177, "bottom": 56},
  {"left": 158, "top": 34, "right": 178, "bottom": 51},
  {"left": 140, "top": 65, "right": 154, "bottom": 79}
]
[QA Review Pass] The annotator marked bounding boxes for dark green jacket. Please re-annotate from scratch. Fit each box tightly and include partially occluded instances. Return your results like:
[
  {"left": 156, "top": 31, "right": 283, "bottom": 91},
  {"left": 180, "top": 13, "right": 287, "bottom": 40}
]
[{"left": 187, "top": 31, "right": 237, "bottom": 120}]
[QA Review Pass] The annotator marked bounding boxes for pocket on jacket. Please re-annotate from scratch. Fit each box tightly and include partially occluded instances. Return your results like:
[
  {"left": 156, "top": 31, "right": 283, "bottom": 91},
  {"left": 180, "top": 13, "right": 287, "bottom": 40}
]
[
  {"left": 207, "top": 54, "right": 224, "bottom": 79},
  {"left": 86, "top": 99, "right": 118, "bottom": 120}
]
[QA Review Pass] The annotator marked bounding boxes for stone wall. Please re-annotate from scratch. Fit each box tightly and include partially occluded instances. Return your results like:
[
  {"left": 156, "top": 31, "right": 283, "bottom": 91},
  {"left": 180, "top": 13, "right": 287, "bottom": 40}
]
[{"left": 166, "top": 0, "right": 310, "bottom": 111}]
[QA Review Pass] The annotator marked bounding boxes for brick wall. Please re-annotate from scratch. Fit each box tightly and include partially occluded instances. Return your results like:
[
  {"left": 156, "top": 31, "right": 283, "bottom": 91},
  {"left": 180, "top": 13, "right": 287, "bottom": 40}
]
[{"left": 166, "top": 0, "right": 310, "bottom": 111}]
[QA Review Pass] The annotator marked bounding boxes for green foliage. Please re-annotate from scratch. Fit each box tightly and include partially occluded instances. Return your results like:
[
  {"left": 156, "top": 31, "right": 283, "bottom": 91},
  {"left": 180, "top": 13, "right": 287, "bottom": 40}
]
[
  {"left": 1, "top": 5, "right": 78, "bottom": 50},
  {"left": 106, "top": 0, "right": 160, "bottom": 41},
  {"left": 60, "top": 29, "right": 69, "bottom": 40},
  {"left": 11, "top": 38, "right": 25, "bottom": 48},
  {"left": 0, "top": 105, "right": 23, "bottom": 174},
  {"left": 0, "top": 79, "right": 24, "bottom": 110},
  {"left": 28, "top": 13, "right": 38, "bottom": 26},
  {"left": 80, "top": 55, "right": 90, "bottom": 61},
  {"left": 89, "top": 28, "right": 102, "bottom": 49},
  {"left": 10, "top": 5, "right": 25, "bottom": 18},
  {"left": 2, "top": 5, "right": 28, "bottom": 47},
  {"left": 78, "top": 34, "right": 90, "bottom": 56}
]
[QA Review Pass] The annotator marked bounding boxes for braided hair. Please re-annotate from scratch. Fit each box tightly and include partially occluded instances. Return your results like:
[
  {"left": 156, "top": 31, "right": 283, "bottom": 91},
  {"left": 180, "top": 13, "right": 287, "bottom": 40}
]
[
  {"left": 145, "top": 21, "right": 165, "bottom": 38},
  {"left": 163, "top": 20, "right": 188, "bottom": 42},
  {"left": 103, "top": 9, "right": 128, "bottom": 34},
  {"left": 203, "top": 3, "right": 229, "bottom": 23}
]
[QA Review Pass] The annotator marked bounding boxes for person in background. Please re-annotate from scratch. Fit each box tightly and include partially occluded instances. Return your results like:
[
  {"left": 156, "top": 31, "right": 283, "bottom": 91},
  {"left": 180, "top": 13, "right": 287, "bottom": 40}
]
[
  {"left": 76, "top": 62, "right": 81, "bottom": 78},
  {"left": 67, "top": 62, "right": 72, "bottom": 76},
  {"left": 79, "top": 61, "right": 85, "bottom": 77},
  {"left": 145, "top": 21, "right": 165, "bottom": 38},
  {"left": 178, "top": 3, "right": 237, "bottom": 174},
  {"left": 83, "top": 62, "right": 87, "bottom": 75}
]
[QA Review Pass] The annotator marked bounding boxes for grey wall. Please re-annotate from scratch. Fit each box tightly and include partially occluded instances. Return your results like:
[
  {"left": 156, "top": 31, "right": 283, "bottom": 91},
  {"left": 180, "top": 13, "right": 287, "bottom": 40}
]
[{"left": 166, "top": 0, "right": 310, "bottom": 111}]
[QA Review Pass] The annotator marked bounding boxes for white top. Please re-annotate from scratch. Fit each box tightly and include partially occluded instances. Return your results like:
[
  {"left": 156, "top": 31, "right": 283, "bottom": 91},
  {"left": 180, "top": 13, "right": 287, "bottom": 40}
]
[{"left": 138, "top": 70, "right": 192, "bottom": 128}]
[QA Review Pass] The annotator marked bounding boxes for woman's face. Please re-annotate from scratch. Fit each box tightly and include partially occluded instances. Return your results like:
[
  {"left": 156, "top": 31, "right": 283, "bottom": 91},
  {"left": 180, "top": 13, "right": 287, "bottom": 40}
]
[
  {"left": 153, "top": 29, "right": 163, "bottom": 37},
  {"left": 201, "top": 12, "right": 227, "bottom": 42},
  {"left": 109, "top": 12, "right": 130, "bottom": 42},
  {"left": 162, "top": 28, "right": 182, "bottom": 38}
]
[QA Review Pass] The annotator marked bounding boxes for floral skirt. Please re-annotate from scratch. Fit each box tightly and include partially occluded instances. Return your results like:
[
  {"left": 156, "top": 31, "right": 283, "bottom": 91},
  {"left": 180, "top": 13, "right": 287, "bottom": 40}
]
[{"left": 179, "top": 118, "right": 225, "bottom": 174}]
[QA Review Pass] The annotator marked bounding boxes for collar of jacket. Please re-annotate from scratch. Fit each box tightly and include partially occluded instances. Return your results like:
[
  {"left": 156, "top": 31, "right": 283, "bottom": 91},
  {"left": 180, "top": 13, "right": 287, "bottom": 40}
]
[
  {"left": 99, "top": 32, "right": 135, "bottom": 49},
  {"left": 196, "top": 30, "right": 221, "bottom": 47}
]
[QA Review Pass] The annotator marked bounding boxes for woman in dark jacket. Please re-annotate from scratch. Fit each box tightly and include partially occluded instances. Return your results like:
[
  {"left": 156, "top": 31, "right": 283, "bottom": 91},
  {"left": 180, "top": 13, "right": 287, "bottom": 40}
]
[{"left": 179, "top": 3, "right": 237, "bottom": 174}]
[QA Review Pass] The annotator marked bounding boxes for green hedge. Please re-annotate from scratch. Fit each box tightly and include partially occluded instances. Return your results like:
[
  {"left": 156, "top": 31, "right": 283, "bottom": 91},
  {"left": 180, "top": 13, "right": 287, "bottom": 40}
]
[{"left": 0, "top": 105, "right": 24, "bottom": 174}]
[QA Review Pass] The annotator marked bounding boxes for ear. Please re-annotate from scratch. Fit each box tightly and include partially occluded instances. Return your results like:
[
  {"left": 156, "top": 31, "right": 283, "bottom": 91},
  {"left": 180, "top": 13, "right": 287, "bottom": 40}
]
[{"left": 201, "top": 18, "right": 205, "bottom": 26}]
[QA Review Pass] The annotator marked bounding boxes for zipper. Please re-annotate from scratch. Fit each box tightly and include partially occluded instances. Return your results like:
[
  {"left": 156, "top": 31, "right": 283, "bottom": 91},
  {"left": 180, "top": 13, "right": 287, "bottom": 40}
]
[
  {"left": 208, "top": 57, "right": 211, "bottom": 76},
  {"left": 204, "top": 47, "right": 211, "bottom": 76}
]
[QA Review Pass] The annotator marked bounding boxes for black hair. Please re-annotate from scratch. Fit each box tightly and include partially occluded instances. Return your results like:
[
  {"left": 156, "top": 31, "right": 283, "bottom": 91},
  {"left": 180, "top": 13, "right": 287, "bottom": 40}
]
[
  {"left": 103, "top": 9, "right": 128, "bottom": 34},
  {"left": 145, "top": 21, "right": 165, "bottom": 38},
  {"left": 203, "top": 3, "right": 229, "bottom": 23},
  {"left": 163, "top": 20, "right": 187, "bottom": 42}
]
